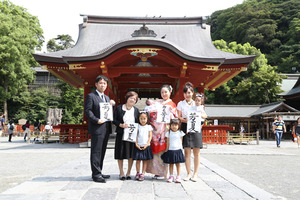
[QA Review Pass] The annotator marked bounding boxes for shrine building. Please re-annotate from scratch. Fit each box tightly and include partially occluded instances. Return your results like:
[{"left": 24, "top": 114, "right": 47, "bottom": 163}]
[{"left": 32, "top": 15, "right": 256, "bottom": 143}]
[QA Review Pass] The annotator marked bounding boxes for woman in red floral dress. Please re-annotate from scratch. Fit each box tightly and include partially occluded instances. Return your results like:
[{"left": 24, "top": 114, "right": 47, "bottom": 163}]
[{"left": 146, "top": 84, "right": 178, "bottom": 179}]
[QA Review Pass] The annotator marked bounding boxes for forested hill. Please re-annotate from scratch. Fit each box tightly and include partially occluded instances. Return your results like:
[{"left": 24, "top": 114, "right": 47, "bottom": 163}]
[{"left": 207, "top": 0, "right": 300, "bottom": 73}]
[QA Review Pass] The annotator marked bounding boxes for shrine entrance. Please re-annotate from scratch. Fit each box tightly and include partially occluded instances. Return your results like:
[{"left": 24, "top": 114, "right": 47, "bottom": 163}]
[{"left": 33, "top": 15, "right": 255, "bottom": 143}]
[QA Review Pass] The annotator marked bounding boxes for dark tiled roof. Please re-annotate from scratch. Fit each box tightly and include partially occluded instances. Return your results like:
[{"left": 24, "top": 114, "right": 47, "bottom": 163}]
[
  {"left": 280, "top": 76, "right": 300, "bottom": 97},
  {"left": 205, "top": 101, "right": 299, "bottom": 118},
  {"left": 33, "top": 15, "right": 255, "bottom": 64},
  {"left": 205, "top": 105, "right": 260, "bottom": 118},
  {"left": 250, "top": 101, "right": 299, "bottom": 116}
]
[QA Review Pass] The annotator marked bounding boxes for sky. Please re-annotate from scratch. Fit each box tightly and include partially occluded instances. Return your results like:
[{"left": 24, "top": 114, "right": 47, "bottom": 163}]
[{"left": 9, "top": 0, "right": 245, "bottom": 52}]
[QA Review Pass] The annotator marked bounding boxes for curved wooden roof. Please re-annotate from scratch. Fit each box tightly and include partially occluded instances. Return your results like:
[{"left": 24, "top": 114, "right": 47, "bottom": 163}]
[{"left": 33, "top": 15, "right": 255, "bottom": 65}]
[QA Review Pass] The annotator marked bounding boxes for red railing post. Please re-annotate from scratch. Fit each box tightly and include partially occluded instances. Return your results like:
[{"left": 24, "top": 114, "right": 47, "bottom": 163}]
[{"left": 202, "top": 125, "right": 234, "bottom": 144}]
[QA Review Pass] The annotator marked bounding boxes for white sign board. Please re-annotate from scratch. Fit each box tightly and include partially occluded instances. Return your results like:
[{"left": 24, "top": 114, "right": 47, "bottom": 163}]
[
  {"left": 156, "top": 105, "right": 171, "bottom": 123},
  {"left": 100, "top": 103, "right": 113, "bottom": 121},
  {"left": 123, "top": 123, "right": 138, "bottom": 143},
  {"left": 214, "top": 119, "right": 218, "bottom": 125},
  {"left": 187, "top": 111, "right": 202, "bottom": 133},
  {"left": 282, "top": 115, "right": 300, "bottom": 121}
]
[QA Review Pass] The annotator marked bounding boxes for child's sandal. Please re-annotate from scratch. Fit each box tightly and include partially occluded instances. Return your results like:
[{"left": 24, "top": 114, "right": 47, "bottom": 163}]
[
  {"left": 138, "top": 173, "right": 145, "bottom": 181},
  {"left": 135, "top": 172, "right": 140, "bottom": 180},
  {"left": 175, "top": 176, "right": 181, "bottom": 183}
]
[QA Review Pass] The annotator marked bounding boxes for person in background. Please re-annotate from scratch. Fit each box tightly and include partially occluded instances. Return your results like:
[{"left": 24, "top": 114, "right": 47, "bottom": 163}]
[
  {"left": 33, "top": 118, "right": 41, "bottom": 142},
  {"left": 272, "top": 115, "right": 286, "bottom": 148},
  {"left": 44, "top": 122, "right": 52, "bottom": 135},
  {"left": 239, "top": 124, "right": 245, "bottom": 136},
  {"left": 24, "top": 120, "right": 31, "bottom": 142},
  {"left": 292, "top": 117, "right": 300, "bottom": 148},
  {"left": 0, "top": 113, "right": 5, "bottom": 137},
  {"left": 8, "top": 120, "right": 14, "bottom": 142}
]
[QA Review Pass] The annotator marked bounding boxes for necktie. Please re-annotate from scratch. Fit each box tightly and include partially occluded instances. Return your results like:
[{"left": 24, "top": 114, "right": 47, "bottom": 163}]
[{"left": 101, "top": 95, "right": 105, "bottom": 102}]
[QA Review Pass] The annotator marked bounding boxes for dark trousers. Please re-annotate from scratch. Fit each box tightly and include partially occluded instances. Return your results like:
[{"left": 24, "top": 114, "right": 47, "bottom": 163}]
[
  {"left": 90, "top": 123, "right": 110, "bottom": 178},
  {"left": 8, "top": 134, "right": 13, "bottom": 142}
]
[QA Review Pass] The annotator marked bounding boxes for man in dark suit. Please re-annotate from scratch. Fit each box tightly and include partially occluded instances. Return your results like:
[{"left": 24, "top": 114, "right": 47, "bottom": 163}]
[{"left": 84, "top": 75, "right": 115, "bottom": 183}]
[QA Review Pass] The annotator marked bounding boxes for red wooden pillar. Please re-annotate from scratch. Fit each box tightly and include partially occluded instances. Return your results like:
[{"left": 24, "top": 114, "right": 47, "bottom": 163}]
[{"left": 173, "top": 77, "right": 189, "bottom": 104}]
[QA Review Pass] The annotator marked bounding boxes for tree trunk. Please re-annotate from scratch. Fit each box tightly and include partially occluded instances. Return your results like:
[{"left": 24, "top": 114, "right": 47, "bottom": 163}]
[
  {"left": 3, "top": 79, "right": 8, "bottom": 123},
  {"left": 4, "top": 100, "right": 7, "bottom": 124}
]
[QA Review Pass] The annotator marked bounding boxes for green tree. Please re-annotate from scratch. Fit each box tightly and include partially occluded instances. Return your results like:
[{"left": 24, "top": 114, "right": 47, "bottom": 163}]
[
  {"left": 0, "top": 0, "right": 43, "bottom": 120},
  {"left": 10, "top": 87, "right": 59, "bottom": 123},
  {"left": 47, "top": 34, "right": 83, "bottom": 124},
  {"left": 207, "top": 0, "right": 300, "bottom": 73},
  {"left": 47, "top": 34, "right": 74, "bottom": 52},
  {"left": 206, "top": 40, "right": 283, "bottom": 105},
  {"left": 56, "top": 81, "right": 83, "bottom": 124}
]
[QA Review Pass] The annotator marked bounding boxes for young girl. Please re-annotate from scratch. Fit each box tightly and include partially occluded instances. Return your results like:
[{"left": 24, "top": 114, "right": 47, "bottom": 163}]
[
  {"left": 132, "top": 112, "right": 153, "bottom": 181},
  {"left": 184, "top": 93, "right": 207, "bottom": 182},
  {"left": 161, "top": 118, "right": 185, "bottom": 183}
]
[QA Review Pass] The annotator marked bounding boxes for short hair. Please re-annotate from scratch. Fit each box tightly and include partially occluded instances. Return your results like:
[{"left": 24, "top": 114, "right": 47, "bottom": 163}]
[
  {"left": 170, "top": 118, "right": 181, "bottom": 129},
  {"left": 194, "top": 92, "right": 205, "bottom": 104},
  {"left": 139, "top": 111, "right": 150, "bottom": 125},
  {"left": 183, "top": 82, "right": 194, "bottom": 93},
  {"left": 95, "top": 75, "right": 108, "bottom": 83},
  {"left": 125, "top": 91, "right": 139, "bottom": 104},
  {"left": 0, "top": 112, "right": 3, "bottom": 116}
]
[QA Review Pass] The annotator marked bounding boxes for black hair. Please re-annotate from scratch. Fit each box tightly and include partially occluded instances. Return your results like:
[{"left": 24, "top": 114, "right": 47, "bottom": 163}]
[
  {"left": 95, "top": 75, "right": 108, "bottom": 83},
  {"left": 194, "top": 92, "right": 205, "bottom": 104},
  {"left": 139, "top": 112, "right": 150, "bottom": 125},
  {"left": 183, "top": 82, "right": 194, "bottom": 93},
  {"left": 160, "top": 84, "right": 172, "bottom": 93},
  {"left": 170, "top": 118, "right": 181, "bottom": 130}
]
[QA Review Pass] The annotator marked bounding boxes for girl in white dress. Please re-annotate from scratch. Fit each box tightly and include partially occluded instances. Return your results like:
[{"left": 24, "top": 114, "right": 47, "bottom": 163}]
[
  {"left": 133, "top": 112, "right": 153, "bottom": 181},
  {"left": 161, "top": 118, "right": 186, "bottom": 183}
]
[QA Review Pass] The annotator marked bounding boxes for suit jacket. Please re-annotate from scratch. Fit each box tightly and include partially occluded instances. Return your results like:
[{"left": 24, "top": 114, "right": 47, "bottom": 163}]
[
  {"left": 113, "top": 104, "right": 139, "bottom": 134},
  {"left": 84, "top": 91, "right": 112, "bottom": 135}
]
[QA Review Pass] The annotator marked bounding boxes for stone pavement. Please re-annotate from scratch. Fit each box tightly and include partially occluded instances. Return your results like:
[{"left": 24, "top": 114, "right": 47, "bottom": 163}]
[{"left": 0, "top": 137, "right": 291, "bottom": 200}]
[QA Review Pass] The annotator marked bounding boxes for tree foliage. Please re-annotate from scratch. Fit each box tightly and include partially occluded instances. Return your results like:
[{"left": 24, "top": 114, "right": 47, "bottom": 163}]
[
  {"left": 0, "top": 0, "right": 43, "bottom": 120},
  {"left": 9, "top": 87, "right": 59, "bottom": 123},
  {"left": 47, "top": 34, "right": 83, "bottom": 124},
  {"left": 205, "top": 40, "right": 283, "bottom": 105},
  {"left": 207, "top": 0, "right": 300, "bottom": 73},
  {"left": 47, "top": 34, "right": 74, "bottom": 52},
  {"left": 56, "top": 80, "right": 84, "bottom": 124}
]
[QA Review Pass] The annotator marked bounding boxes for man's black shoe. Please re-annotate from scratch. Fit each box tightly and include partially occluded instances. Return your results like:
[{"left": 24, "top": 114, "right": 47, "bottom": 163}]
[
  {"left": 92, "top": 176, "right": 106, "bottom": 183},
  {"left": 101, "top": 174, "right": 110, "bottom": 179}
]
